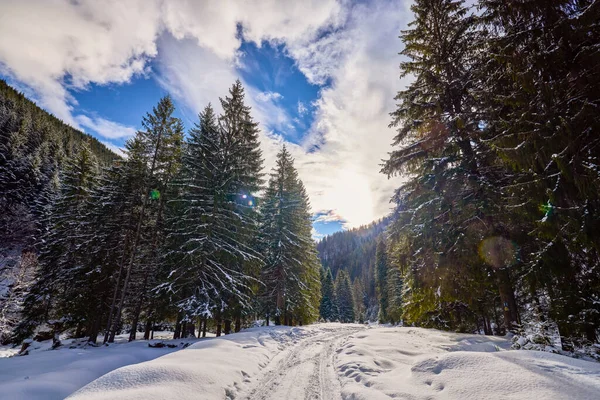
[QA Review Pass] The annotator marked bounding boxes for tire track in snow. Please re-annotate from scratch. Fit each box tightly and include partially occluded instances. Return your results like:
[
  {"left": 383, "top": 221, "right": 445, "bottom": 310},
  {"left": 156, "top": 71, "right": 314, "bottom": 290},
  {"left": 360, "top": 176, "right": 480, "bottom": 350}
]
[{"left": 241, "top": 325, "right": 363, "bottom": 400}]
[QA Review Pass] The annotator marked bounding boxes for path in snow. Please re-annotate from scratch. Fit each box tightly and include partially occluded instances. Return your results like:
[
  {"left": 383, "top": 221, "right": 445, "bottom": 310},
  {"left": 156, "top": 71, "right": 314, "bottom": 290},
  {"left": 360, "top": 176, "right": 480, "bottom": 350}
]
[
  {"left": 241, "top": 325, "right": 363, "bottom": 400},
  {"left": 4, "top": 323, "right": 599, "bottom": 399}
]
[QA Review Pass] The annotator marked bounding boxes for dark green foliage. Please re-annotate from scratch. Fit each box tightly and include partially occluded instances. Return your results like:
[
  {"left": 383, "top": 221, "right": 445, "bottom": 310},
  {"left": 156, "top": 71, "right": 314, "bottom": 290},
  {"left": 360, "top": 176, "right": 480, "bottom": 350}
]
[
  {"left": 386, "top": 265, "right": 403, "bottom": 325},
  {"left": 334, "top": 270, "right": 354, "bottom": 323},
  {"left": 316, "top": 219, "right": 388, "bottom": 321},
  {"left": 0, "top": 79, "right": 117, "bottom": 247},
  {"left": 382, "top": 0, "right": 600, "bottom": 345},
  {"left": 319, "top": 268, "right": 337, "bottom": 321},
  {"left": 260, "top": 146, "right": 321, "bottom": 325},
  {"left": 375, "top": 240, "right": 389, "bottom": 323},
  {"left": 477, "top": 0, "right": 600, "bottom": 344}
]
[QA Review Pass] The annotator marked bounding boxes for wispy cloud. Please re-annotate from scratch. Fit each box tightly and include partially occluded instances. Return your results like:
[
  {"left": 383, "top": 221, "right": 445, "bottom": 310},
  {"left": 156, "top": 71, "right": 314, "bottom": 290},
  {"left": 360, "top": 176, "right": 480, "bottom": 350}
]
[
  {"left": 297, "top": 101, "right": 308, "bottom": 115},
  {"left": 76, "top": 115, "right": 137, "bottom": 140},
  {"left": 256, "top": 91, "right": 283, "bottom": 102}
]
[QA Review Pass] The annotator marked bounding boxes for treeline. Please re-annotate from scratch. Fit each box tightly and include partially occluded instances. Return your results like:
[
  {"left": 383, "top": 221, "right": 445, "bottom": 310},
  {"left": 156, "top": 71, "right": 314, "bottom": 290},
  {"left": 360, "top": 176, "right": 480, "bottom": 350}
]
[
  {"left": 382, "top": 0, "right": 600, "bottom": 349},
  {"left": 316, "top": 219, "right": 388, "bottom": 321},
  {"left": 0, "top": 79, "right": 117, "bottom": 247},
  {"left": 3, "top": 80, "right": 321, "bottom": 344},
  {"left": 0, "top": 79, "right": 117, "bottom": 343}
]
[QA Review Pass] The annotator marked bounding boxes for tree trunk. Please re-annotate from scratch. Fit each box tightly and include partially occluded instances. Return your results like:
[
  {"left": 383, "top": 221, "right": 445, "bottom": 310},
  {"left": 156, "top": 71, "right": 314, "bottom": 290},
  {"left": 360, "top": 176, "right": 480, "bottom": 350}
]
[
  {"left": 181, "top": 321, "right": 188, "bottom": 338},
  {"left": 224, "top": 319, "right": 232, "bottom": 335},
  {"left": 87, "top": 315, "right": 101, "bottom": 344},
  {"left": 496, "top": 268, "right": 519, "bottom": 332},
  {"left": 187, "top": 322, "right": 195, "bottom": 338},
  {"left": 173, "top": 314, "right": 182, "bottom": 340},
  {"left": 75, "top": 322, "right": 84, "bottom": 338},
  {"left": 202, "top": 317, "right": 207, "bottom": 338},
  {"left": 234, "top": 313, "right": 241, "bottom": 333},
  {"left": 104, "top": 235, "right": 129, "bottom": 344},
  {"left": 144, "top": 320, "right": 152, "bottom": 340},
  {"left": 265, "top": 314, "right": 269, "bottom": 327},
  {"left": 108, "top": 317, "right": 121, "bottom": 343},
  {"left": 216, "top": 318, "right": 222, "bottom": 337}
]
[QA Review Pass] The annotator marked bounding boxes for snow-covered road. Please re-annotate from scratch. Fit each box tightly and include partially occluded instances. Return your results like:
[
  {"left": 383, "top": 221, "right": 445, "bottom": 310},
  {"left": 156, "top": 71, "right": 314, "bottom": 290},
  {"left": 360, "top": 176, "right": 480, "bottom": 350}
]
[
  {"left": 2, "top": 324, "right": 600, "bottom": 399},
  {"left": 241, "top": 324, "right": 362, "bottom": 400}
]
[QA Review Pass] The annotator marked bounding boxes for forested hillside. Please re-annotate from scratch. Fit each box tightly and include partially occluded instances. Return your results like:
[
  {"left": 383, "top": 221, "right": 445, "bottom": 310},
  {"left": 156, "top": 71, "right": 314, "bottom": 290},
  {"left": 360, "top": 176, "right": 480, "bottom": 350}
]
[
  {"left": 0, "top": 79, "right": 117, "bottom": 246},
  {"left": 316, "top": 219, "right": 388, "bottom": 321},
  {"left": 0, "top": 80, "right": 118, "bottom": 343}
]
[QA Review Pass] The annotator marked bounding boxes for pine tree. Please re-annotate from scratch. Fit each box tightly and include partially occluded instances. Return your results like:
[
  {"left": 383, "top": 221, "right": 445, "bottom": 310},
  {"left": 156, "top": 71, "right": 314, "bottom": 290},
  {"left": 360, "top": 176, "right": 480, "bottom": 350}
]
[
  {"left": 479, "top": 0, "right": 600, "bottom": 344},
  {"left": 382, "top": 0, "right": 515, "bottom": 332},
  {"left": 260, "top": 146, "right": 321, "bottom": 325},
  {"left": 319, "top": 268, "right": 337, "bottom": 321},
  {"left": 386, "top": 265, "right": 403, "bottom": 325},
  {"left": 107, "top": 96, "right": 184, "bottom": 342},
  {"left": 335, "top": 270, "right": 354, "bottom": 323},
  {"left": 375, "top": 240, "right": 389, "bottom": 323},
  {"left": 351, "top": 278, "right": 367, "bottom": 324},
  {"left": 15, "top": 142, "right": 99, "bottom": 341}
]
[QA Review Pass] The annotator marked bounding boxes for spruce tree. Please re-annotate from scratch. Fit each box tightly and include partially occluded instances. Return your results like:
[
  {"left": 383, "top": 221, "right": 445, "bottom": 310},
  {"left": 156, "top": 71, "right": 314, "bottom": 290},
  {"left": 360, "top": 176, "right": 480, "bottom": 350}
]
[
  {"left": 382, "top": 0, "right": 514, "bottom": 332},
  {"left": 107, "top": 96, "right": 184, "bottom": 342},
  {"left": 260, "top": 146, "right": 321, "bottom": 325},
  {"left": 16, "top": 142, "right": 99, "bottom": 341},
  {"left": 479, "top": 0, "right": 600, "bottom": 344},
  {"left": 319, "top": 268, "right": 337, "bottom": 321},
  {"left": 386, "top": 265, "right": 403, "bottom": 325},
  {"left": 335, "top": 270, "right": 355, "bottom": 323},
  {"left": 375, "top": 240, "right": 389, "bottom": 323}
]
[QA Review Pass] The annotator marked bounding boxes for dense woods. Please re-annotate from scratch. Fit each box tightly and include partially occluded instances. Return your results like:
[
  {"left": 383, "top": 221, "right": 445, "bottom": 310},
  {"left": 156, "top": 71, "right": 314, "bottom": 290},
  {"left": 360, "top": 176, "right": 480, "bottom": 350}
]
[
  {"left": 1, "top": 0, "right": 598, "bottom": 360},
  {"left": 1, "top": 80, "right": 322, "bottom": 344},
  {"left": 382, "top": 0, "right": 600, "bottom": 351}
]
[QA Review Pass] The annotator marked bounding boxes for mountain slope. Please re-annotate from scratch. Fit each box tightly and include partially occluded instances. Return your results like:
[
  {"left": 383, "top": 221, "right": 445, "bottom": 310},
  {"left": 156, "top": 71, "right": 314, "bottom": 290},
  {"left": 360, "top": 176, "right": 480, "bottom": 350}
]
[{"left": 316, "top": 218, "right": 389, "bottom": 319}]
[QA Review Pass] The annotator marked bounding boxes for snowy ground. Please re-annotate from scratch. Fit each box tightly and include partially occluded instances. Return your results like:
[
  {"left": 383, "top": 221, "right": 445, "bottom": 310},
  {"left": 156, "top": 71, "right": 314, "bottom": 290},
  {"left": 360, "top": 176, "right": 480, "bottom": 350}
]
[
  {"left": 0, "top": 332, "right": 209, "bottom": 399},
  {"left": 1, "top": 324, "right": 600, "bottom": 399}
]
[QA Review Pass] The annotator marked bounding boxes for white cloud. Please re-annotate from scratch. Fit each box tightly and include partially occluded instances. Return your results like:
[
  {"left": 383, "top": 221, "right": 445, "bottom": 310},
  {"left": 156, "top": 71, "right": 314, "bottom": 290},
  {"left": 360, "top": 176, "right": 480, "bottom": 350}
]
[
  {"left": 256, "top": 91, "right": 283, "bottom": 103},
  {"left": 0, "top": 0, "right": 413, "bottom": 229},
  {"left": 100, "top": 141, "right": 127, "bottom": 158},
  {"left": 76, "top": 115, "right": 137, "bottom": 140},
  {"left": 297, "top": 101, "right": 308, "bottom": 115},
  {"left": 311, "top": 227, "right": 325, "bottom": 241}
]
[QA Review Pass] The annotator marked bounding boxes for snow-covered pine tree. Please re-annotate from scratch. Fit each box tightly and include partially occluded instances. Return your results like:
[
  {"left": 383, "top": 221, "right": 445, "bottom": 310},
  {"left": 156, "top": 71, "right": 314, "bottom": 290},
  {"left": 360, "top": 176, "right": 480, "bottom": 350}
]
[
  {"left": 334, "top": 270, "right": 354, "bottom": 323},
  {"left": 215, "top": 81, "right": 264, "bottom": 332},
  {"left": 375, "top": 239, "right": 389, "bottom": 323},
  {"left": 15, "top": 142, "right": 99, "bottom": 341},
  {"left": 163, "top": 104, "right": 236, "bottom": 333},
  {"left": 260, "top": 146, "right": 321, "bottom": 325},
  {"left": 164, "top": 81, "right": 265, "bottom": 335},
  {"left": 386, "top": 265, "right": 403, "bottom": 325},
  {"left": 107, "top": 96, "right": 184, "bottom": 342},
  {"left": 351, "top": 278, "right": 367, "bottom": 324},
  {"left": 479, "top": 0, "right": 600, "bottom": 345},
  {"left": 382, "top": 0, "right": 514, "bottom": 332},
  {"left": 319, "top": 267, "right": 337, "bottom": 321}
]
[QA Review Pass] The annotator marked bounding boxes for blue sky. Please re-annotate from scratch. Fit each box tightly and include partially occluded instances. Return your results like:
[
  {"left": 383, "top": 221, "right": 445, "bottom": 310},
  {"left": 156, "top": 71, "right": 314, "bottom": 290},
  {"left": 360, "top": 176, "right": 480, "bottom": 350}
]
[{"left": 0, "top": 0, "right": 412, "bottom": 239}]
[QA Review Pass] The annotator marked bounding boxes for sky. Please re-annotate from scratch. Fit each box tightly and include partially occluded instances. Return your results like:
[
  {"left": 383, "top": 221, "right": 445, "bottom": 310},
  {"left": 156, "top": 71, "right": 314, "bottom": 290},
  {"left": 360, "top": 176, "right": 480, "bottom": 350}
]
[{"left": 0, "top": 0, "right": 414, "bottom": 239}]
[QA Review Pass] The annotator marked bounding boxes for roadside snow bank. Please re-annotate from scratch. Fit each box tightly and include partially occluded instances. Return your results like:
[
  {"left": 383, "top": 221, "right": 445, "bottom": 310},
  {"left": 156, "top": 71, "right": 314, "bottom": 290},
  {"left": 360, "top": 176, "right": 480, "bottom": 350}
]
[
  {"left": 0, "top": 332, "right": 202, "bottom": 400},
  {"left": 69, "top": 325, "right": 322, "bottom": 400},
  {"left": 337, "top": 327, "right": 600, "bottom": 400}
]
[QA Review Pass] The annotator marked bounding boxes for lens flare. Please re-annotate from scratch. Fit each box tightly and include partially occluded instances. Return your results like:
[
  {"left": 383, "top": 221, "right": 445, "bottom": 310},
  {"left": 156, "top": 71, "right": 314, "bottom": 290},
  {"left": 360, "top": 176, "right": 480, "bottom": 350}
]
[
  {"left": 150, "top": 189, "right": 160, "bottom": 200},
  {"left": 478, "top": 236, "right": 519, "bottom": 269},
  {"left": 248, "top": 200, "right": 253, "bottom": 206}
]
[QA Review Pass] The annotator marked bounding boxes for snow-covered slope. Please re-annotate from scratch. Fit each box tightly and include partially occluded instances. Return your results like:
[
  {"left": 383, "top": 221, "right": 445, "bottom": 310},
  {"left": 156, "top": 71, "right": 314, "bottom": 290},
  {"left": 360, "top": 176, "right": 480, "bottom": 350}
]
[
  {"left": 0, "top": 332, "right": 204, "bottom": 399},
  {"left": 1, "top": 324, "right": 599, "bottom": 399},
  {"left": 337, "top": 327, "right": 600, "bottom": 400}
]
